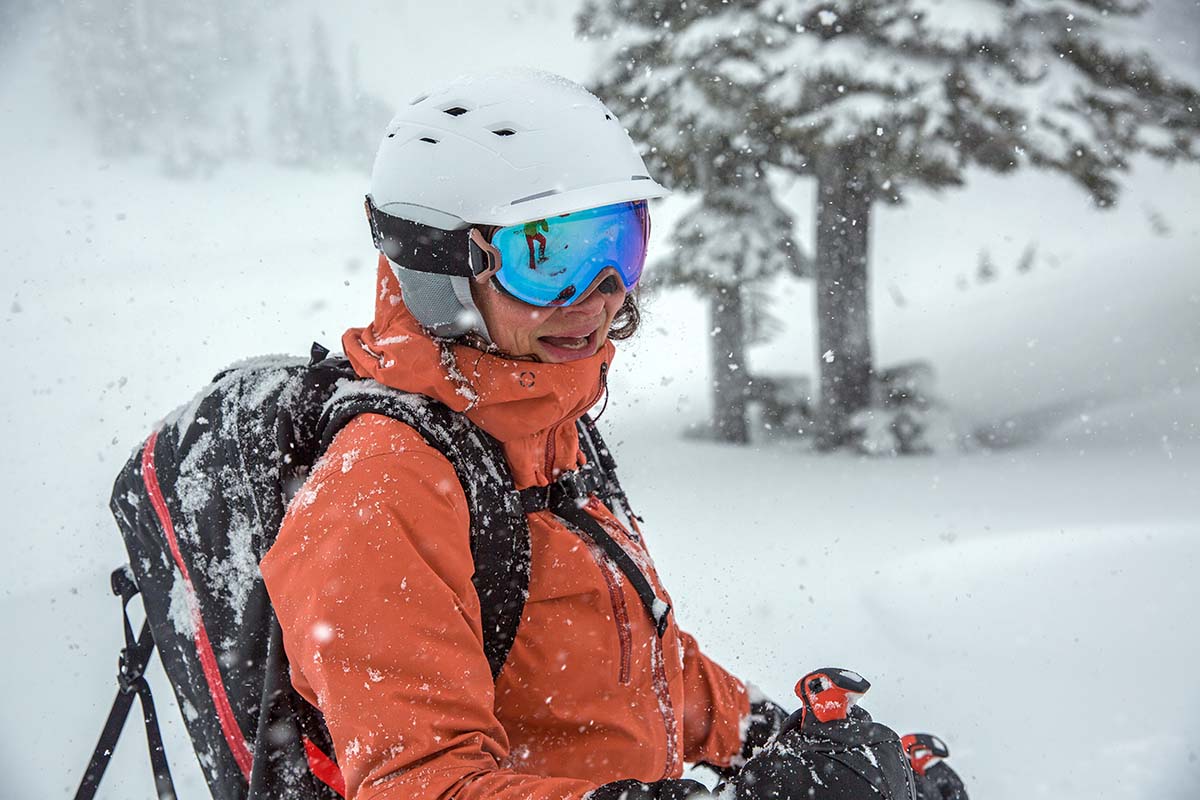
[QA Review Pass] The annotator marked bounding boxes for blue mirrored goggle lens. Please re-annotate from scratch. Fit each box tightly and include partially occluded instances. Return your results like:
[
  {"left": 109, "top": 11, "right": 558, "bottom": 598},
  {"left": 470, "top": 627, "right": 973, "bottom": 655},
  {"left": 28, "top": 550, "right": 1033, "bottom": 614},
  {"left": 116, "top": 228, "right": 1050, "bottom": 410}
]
[{"left": 489, "top": 200, "right": 649, "bottom": 306}]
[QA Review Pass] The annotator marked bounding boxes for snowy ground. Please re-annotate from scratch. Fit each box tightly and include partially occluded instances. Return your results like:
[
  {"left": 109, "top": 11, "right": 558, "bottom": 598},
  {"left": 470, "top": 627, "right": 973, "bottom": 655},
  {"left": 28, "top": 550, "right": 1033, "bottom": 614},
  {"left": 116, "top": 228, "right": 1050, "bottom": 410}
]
[{"left": 3, "top": 8, "right": 1200, "bottom": 800}]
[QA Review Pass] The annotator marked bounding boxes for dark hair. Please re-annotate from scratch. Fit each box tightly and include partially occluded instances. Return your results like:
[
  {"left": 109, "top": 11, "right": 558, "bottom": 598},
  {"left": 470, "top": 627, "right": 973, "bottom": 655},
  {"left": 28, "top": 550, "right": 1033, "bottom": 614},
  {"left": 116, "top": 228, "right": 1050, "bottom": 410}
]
[{"left": 607, "top": 290, "right": 640, "bottom": 341}]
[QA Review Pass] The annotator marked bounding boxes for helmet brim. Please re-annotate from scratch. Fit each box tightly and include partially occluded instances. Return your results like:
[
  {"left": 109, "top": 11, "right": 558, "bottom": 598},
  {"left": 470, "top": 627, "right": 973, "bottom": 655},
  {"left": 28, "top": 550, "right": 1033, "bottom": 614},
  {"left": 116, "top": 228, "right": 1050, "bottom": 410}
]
[{"left": 476, "top": 177, "right": 671, "bottom": 228}]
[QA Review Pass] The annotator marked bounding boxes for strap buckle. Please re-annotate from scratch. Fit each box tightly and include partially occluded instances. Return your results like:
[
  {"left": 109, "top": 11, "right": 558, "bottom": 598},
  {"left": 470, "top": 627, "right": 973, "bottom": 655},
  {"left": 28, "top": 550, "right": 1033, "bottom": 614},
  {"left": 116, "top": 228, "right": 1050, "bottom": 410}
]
[
  {"left": 557, "top": 469, "right": 587, "bottom": 503},
  {"left": 117, "top": 645, "right": 146, "bottom": 695},
  {"left": 110, "top": 565, "right": 147, "bottom": 695}
]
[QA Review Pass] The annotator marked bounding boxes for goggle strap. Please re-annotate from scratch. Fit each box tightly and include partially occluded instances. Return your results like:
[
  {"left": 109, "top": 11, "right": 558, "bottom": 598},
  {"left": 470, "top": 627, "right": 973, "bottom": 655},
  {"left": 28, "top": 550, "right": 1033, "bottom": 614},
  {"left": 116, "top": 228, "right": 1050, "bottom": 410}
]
[{"left": 364, "top": 194, "right": 473, "bottom": 278}]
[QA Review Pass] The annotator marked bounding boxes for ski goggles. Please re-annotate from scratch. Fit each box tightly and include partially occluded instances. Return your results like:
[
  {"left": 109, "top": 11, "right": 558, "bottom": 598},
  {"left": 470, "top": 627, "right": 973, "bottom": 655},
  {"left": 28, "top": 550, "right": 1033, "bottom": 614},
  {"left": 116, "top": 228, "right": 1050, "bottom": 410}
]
[
  {"left": 469, "top": 200, "right": 650, "bottom": 306},
  {"left": 366, "top": 196, "right": 650, "bottom": 307}
]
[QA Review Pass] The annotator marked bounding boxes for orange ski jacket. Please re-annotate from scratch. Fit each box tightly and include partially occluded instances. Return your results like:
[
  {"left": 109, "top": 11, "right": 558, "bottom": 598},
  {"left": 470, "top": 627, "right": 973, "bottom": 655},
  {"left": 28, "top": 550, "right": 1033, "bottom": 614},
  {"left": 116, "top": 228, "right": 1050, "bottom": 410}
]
[{"left": 260, "top": 257, "right": 751, "bottom": 800}]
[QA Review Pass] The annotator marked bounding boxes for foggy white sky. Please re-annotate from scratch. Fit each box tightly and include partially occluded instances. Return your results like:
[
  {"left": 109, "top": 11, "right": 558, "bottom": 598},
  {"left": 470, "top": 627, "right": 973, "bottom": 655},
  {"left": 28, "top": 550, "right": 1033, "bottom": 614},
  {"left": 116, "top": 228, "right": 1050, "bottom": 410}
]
[{"left": 4, "top": 0, "right": 1191, "bottom": 101}]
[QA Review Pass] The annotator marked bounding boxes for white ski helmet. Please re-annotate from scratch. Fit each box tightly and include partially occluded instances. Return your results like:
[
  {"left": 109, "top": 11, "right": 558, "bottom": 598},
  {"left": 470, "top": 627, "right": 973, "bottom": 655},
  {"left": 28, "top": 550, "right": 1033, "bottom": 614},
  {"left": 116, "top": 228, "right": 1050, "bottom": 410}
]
[
  {"left": 370, "top": 67, "right": 670, "bottom": 227},
  {"left": 366, "top": 68, "right": 670, "bottom": 338}
]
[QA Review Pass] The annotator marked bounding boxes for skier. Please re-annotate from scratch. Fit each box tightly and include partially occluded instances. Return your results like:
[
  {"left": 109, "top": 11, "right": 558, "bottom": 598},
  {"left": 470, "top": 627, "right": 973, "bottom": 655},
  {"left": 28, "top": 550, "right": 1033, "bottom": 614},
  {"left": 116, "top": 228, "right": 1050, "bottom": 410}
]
[
  {"left": 258, "top": 69, "right": 942, "bottom": 800},
  {"left": 524, "top": 217, "right": 550, "bottom": 267},
  {"left": 258, "top": 67, "right": 773, "bottom": 800}
]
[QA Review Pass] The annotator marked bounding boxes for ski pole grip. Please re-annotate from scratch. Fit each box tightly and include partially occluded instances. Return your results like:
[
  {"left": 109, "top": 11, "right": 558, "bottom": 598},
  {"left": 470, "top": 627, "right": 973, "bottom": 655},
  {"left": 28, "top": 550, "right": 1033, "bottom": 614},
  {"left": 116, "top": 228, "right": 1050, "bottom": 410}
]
[{"left": 794, "top": 667, "right": 871, "bottom": 723}]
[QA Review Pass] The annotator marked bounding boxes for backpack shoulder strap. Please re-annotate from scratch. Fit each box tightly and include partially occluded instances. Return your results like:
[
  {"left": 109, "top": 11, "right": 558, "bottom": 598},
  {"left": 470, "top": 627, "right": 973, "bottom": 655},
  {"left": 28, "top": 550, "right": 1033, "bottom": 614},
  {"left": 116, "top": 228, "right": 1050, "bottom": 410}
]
[
  {"left": 576, "top": 412, "right": 641, "bottom": 524},
  {"left": 73, "top": 567, "right": 177, "bottom": 800},
  {"left": 317, "top": 374, "right": 530, "bottom": 680}
]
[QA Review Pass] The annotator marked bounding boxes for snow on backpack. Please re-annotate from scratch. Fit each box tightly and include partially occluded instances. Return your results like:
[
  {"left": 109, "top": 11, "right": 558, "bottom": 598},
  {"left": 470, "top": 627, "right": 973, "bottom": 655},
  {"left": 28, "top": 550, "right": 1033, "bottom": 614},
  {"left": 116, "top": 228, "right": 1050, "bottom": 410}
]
[{"left": 74, "top": 343, "right": 636, "bottom": 800}]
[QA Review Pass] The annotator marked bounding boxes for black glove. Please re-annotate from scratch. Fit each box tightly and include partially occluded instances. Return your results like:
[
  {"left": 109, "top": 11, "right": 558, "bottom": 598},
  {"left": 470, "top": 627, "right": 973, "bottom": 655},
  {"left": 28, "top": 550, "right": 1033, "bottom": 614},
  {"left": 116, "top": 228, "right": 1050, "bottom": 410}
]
[
  {"left": 585, "top": 778, "right": 713, "bottom": 800},
  {"left": 739, "top": 695, "right": 790, "bottom": 761},
  {"left": 700, "top": 694, "right": 788, "bottom": 781},
  {"left": 919, "top": 762, "right": 968, "bottom": 800},
  {"left": 902, "top": 733, "right": 969, "bottom": 800},
  {"left": 729, "top": 668, "right": 917, "bottom": 800}
]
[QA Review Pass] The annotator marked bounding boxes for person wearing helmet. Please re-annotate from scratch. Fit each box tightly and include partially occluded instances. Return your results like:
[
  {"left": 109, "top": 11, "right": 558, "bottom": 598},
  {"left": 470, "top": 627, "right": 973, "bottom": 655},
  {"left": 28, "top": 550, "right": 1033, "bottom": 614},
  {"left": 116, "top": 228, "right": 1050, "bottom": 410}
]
[{"left": 260, "top": 69, "right": 783, "bottom": 800}]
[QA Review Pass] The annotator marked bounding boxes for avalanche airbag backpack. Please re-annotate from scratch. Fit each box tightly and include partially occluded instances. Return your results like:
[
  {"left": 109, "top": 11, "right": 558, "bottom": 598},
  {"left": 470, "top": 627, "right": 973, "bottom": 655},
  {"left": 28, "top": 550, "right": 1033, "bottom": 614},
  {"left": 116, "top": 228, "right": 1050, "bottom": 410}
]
[{"left": 74, "top": 343, "right": 634, "bottom": 800}]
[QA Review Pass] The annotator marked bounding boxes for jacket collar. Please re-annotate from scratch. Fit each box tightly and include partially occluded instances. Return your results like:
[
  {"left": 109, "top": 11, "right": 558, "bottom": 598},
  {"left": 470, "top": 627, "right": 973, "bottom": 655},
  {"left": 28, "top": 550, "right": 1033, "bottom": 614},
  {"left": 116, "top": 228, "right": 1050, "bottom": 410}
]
[{"left": 343, "top": 255, "right": 613, "bottom": 450}]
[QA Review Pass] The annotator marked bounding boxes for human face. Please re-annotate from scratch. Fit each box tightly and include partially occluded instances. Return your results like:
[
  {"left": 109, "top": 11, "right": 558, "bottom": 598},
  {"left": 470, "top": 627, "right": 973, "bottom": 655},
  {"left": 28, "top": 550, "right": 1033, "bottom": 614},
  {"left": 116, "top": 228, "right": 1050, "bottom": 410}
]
[{"left": 469, "top": 268, "right": 626, "bottom": 363}]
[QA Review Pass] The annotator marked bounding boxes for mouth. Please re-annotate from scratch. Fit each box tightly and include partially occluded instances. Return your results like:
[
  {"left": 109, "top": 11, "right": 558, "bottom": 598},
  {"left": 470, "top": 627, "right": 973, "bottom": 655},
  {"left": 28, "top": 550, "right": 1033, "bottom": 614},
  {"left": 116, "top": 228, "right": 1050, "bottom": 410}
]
[{"left": 538, "top": 324, "right": 602, "bottom": 360}]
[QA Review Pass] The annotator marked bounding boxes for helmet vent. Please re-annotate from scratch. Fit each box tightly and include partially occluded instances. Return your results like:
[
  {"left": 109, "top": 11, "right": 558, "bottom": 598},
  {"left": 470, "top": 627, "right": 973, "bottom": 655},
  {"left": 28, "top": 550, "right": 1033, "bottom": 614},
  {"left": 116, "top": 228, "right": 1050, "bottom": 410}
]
[
  {"left": 419, "top": 136, "right": 440, "bottom": 144},
  {"left": 443, "top": 106, "right": 469, "bottom": 116},
  {"left": 492, "top": 128, "right": 516, "bottom": 137},
  {"left": 409, "top": 93, "right": 429, "bottom": 105},
  {"left": 605, "top": 113, "right": 613, "bottom": 120}
]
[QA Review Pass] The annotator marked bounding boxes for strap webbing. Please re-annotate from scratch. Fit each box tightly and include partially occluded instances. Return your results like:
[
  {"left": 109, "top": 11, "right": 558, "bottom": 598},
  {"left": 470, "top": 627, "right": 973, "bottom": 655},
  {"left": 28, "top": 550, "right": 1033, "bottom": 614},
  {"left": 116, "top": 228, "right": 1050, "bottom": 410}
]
[
  {"left": 75, "top": 568, "right": 177, "bottom": 800},
  {"left": 578, "top": 413, "right": 642, "bottom": 525},
  {"left": 522, "top": 475, "right": 671, "bottom": 637},
  {"left": 318, "top": 390, "right": 531, "bottom": 679}
]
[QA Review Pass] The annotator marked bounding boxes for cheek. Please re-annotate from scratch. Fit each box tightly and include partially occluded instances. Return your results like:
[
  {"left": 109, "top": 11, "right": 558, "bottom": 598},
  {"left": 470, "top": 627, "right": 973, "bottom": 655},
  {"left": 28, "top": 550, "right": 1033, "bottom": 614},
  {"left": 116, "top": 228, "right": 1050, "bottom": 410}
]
[
  {"left": 520, "top": 308, "right": 552, "bottom": 335},
  {"left": 497, "top": 300, "right": 553, "bottom": 351},
  {"left": 475, "top": 283, "right": 547, "bottom": 342},
  {"left": 606, "top": 291, "right": 627, "bottom": 322}
]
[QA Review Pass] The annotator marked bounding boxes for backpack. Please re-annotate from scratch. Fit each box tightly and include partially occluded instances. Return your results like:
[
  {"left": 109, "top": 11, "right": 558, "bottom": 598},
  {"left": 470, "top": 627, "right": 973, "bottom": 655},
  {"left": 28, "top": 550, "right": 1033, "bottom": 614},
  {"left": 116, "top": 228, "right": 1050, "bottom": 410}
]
[{"left": 74, "top": 343, "right": 637, "bottom": 800}]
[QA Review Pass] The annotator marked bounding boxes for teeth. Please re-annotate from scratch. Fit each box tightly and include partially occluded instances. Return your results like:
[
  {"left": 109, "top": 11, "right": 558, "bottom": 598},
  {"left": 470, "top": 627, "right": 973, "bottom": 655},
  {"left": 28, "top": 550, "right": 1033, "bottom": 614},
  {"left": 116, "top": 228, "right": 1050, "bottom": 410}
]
[{"left": 556, "top": 337, "right": 588, "bottom": 349}]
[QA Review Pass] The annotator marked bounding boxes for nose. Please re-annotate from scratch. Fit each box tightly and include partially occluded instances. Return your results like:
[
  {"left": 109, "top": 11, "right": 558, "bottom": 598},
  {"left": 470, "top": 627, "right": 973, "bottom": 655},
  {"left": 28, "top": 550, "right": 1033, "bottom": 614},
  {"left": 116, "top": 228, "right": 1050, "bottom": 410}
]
[{"left": 567, "top": 267, "right": 623, "bottom": 310}]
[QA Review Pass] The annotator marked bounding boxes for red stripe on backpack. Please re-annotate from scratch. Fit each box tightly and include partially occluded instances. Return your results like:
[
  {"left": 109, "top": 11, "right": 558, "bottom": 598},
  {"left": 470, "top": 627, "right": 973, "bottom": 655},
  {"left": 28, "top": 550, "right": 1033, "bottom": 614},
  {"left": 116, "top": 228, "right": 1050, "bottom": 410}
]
[
  {"left": 304, "top": 737, "right": 347, "bottom": 797},
  {"left": 142, "top": 430, "right": 255, "bottom": 780}
]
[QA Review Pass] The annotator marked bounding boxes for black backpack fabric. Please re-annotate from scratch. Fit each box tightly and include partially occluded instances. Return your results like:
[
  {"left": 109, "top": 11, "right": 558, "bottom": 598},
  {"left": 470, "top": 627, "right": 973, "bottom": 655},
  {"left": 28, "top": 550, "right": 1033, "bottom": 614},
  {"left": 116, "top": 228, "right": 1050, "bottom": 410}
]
[{"left": 76, "top": 345, "right": 629, "bottom": 800}]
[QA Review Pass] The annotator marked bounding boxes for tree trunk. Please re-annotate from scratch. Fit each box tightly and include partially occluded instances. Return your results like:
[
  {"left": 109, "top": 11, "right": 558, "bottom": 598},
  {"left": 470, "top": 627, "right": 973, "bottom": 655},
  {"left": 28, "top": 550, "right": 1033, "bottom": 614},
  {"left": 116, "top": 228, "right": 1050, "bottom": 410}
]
[
  {"left": 709, "top": 283, "right": 750, "bottom": 443},
  {"left": 814, "top": 147, "right": 875, "bottom": 450}
]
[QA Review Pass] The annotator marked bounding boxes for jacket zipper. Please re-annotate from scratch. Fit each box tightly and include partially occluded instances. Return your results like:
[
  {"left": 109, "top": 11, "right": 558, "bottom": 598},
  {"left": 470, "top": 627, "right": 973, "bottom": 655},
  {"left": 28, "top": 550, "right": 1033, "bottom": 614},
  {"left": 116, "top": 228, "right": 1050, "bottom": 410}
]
[
  {"left": 586, "top": 534, "right": 677, "bottom": 768},
  {"left": 584, "top": 541, "right": 633, "bottom": 685},
  {"left": 651, "top": 636, "right": 680, "bottom": 777},
  {"left": 589, "top": 511, "right": 679, "bottom": 772},
  {"left": 586, "top": 496, "right": 679, "bottom": 774},
  {"left": 547, "top": 361, "right": 675, "bottom": 752},
  {"left": 542, "top": 361, "right": 608, "bottom": 481}
]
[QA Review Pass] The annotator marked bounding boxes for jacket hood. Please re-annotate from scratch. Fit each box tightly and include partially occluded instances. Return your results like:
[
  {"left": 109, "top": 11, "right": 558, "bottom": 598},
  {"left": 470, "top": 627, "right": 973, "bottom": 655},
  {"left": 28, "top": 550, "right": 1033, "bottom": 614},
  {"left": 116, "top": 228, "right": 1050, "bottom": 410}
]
[{"left": 342, "top": 255, "right": 615, "bottom": 488}]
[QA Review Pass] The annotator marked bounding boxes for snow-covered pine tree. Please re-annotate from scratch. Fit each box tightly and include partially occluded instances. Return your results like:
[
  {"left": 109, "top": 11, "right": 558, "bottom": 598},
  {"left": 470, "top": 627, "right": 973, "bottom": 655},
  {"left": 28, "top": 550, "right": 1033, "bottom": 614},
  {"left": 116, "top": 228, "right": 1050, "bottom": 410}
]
[
  {"left": 150, "top": 1, "right": 227, "bottom": 177},
  {"left": 53, "top": 0, "right": 260, "bottom": 173},
  {"left": 305, "top": 19, "right": 345, "bottom": 165},
  {"left": 270, "top": 43, "right": 308, "bottom": 168},
  {"left": 579, "top": 1, "right": 804, "bottom": 443},
  {"left": 764, "top": 0, "right": 1199, "bottom": 447},
  {"left": 230, "top": 105, "right": 253, "bottom": 161},
  {"left": 582, "top": 0, "right": 1200, "bottom": 450},
  {"left": 55, "top": 2, "right": 150, "bottom": 158},
  {"left": 655, "top": 185, "right": 803, "bottom": 442},
  {"left": 342, "top": 44, "right": 395, "bottom": 172}
]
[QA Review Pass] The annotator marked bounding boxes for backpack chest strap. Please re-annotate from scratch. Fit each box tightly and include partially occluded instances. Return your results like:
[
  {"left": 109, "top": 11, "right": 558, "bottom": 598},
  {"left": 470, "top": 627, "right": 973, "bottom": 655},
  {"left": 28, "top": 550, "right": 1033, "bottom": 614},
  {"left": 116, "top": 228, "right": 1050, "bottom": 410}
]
[
  {"left": 520, "top": 467, "right": 671, "bottom": 638},
  {"left": 517, "top": 462, "right": 607, "bottom": 516}
]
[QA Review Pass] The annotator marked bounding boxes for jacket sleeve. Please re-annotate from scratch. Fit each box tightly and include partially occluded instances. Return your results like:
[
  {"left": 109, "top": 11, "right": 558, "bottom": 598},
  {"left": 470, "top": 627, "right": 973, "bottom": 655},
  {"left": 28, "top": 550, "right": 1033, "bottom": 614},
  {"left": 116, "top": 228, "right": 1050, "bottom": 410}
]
[
  {"left": 676, "top": 629, "right": 752, "bottom": 768},
  {"left": 260, "top": 415, "right": 595, "bottom": 800}
]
